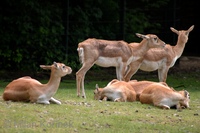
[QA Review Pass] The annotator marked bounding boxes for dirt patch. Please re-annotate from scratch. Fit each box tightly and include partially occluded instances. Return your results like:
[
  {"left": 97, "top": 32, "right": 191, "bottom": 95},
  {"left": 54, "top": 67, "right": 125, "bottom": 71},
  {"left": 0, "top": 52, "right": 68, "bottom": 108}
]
[{"left": 178, "top": 56, "right": 200, "bottom": 70}]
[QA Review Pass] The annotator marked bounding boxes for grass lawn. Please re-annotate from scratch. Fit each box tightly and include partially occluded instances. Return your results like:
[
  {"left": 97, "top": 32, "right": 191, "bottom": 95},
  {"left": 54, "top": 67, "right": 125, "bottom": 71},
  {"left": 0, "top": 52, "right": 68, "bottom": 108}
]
[{"left": 0, "top": 69, "right": 200, "bottom": 133}]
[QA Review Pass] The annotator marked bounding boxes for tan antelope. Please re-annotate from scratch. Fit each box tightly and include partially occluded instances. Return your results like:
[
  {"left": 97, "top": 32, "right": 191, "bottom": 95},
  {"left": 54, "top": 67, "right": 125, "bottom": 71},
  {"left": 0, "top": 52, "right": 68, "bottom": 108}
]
[
  {"left": 139, "top": 83, "right": 190, "bottom": 109},
  {"left": 124, "top": 25, "right": 194, "bottom": 82},
  {"left": 76, "top": 33, "right": 166, "bottom": 98},
  {"left": 3, "top": 62, "right": 72, "bottom": 105},
  {"left": 94, "top": 80, "right": 136, "bottom": 102},
  {"left": 128, "top": 80, "right": 169, "bottom": 101},
  {"left": 98, "top": 79, "right": 169, "bottom": 101}
]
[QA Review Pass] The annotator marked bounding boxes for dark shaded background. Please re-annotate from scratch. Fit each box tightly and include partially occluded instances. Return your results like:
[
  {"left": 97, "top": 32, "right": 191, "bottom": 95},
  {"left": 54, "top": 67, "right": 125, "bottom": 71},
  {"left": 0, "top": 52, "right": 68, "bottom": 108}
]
[
  {"left": 0, "top": 0, "right": 199, "bottom": 74},
  {"left": 160, "top": 0, "right": 199, "bottom": 56}
]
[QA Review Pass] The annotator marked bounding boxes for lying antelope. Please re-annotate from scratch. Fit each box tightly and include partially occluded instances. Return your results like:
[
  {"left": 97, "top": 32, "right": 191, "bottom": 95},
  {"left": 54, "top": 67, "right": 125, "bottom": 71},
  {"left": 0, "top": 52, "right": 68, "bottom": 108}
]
[
  {"left": 76, "top": 33, "right": 165, "bottom": 98},
  {"left": 128, "top": 80, "right": 169, "bottom": 101},
  {"left": 94, "top": 80, "right": 136, "bottom": 102},
  {"left": 139, "top": 83, "right": 190, "bottom": 109},
  {"left": 101, "top": 79, "right": 169, "bottom": 101},
  {"left": 124, "top": 25, "right": 194, "bottom": 82},
  {"left": 3, "top": 62, "right": 72, "bottom": 105}
]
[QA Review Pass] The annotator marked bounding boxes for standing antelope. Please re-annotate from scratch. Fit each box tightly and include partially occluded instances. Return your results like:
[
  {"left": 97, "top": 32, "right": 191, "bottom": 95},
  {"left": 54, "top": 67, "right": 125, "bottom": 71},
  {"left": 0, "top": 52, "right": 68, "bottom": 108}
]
[
  {"left": 94, "top": 81, "right": 136, "bottom": 102},
  {"left": 3, "top": 62, "right": 72, "bottom": 105},
  {"left": 124, "top": 25, "right": 194, "bottom": 82},
  {"left": 139, "top": 83, "right": 190, "bottom": 109},
  {"left": 76, "top": 33, "right": 166, "bottom": 98}
]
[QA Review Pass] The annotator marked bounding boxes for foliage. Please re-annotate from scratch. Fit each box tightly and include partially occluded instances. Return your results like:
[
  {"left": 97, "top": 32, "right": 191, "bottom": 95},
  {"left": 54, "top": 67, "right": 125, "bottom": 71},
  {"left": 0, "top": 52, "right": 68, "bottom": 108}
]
[
  {"left": 0, "top": 0, "right": 65, "bottom": 71},
  {"left": 67, "top": 0, "right": 170, "bottom": 70},
  {"left": 0, "top": 0, "right": 170, "bottom": 72}
]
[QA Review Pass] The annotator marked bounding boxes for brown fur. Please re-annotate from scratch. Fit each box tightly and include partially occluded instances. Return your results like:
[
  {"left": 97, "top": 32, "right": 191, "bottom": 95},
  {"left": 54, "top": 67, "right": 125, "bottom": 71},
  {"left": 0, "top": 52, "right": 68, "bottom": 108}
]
[
  {"left": 124, "top": 25, "right": 194, "bottom": 82},
  {"left": 3, "top": 62, "right": 72, "bottom": 104},
  {"left": 139, "top": 83, "right": 190, "bottom": 109},
  {"left": 94, "top": 81, "right": 136, "bottom": 102},
  {"left": 128, "top": 80, "right": 169, "bottom": 101},
  {"left": 76, "top": 33, "right": 166, "bottom": 98},
  {"left": 94, "top": 79, "right": 169, "bottom": 102}
]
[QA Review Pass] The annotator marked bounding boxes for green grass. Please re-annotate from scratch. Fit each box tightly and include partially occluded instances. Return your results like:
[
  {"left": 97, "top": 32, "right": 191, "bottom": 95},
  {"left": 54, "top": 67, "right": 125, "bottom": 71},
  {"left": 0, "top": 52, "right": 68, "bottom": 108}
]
[{"left": 0, "top": 71, "right": 200, "bottom": 133}]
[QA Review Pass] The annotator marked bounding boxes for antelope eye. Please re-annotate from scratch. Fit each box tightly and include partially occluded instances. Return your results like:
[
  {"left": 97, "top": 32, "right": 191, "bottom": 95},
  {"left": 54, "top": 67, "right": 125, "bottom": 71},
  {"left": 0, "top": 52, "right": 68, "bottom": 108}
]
[
  {"left": 154, "top": 37, "right": 158, "bottom": 42},
  {"left": 62, "top": 66, "right": 66, "bottom": 69}
]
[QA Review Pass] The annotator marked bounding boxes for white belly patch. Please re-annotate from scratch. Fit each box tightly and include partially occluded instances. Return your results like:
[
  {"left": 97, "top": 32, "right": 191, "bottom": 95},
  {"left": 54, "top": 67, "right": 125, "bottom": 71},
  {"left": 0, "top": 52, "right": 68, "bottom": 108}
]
[
  {"left": 170, "top": 56, "right": 178, "bottom": 67},
  {"left": 105, "top": 90, "right": 122, "bottom": 101},
  {"left": 160, "top": 98, "right": 178, "bottom": 107},
  {"left": 95, "top": 57, "right": 122, "bottom": 67},
  {"left": 95, "top": 56, "right": 140, "bottom": 67},
  {"left": 140, "top": 60, "right": 162, "bottom": 71}
]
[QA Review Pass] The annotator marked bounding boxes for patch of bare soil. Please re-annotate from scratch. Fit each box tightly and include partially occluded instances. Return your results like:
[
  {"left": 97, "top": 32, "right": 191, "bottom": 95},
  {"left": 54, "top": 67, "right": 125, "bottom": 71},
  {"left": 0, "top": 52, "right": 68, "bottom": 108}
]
[
  {"left": 167, "top": 56, "right": 200, "bottom": 76},
  {"left": 178, "top": 56, "right": 200, "bottom": 71}
]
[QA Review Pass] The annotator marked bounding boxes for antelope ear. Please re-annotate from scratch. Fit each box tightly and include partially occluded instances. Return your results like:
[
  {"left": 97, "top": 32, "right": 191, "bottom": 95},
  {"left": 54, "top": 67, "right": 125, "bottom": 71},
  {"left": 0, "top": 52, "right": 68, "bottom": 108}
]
[
  {"left": 188, "top": 25, "right": 194, "bottom": 32},
  {"left": 135, "top": 33, "right": 149, "bottom": 39},
  {"left": 40, "top": 65, "right": 52, "bottom": 70},
  {"left": 184, "top": 90, "right": 190, "bottom": 98},
  {"left": 170, "top": 27, "right": 179, "bottom": 35},
  {"left": 95, "top": 84, "right": 99, "bottom": 91},
  {"left": 53, "top": 61, "right": 59, "bottom": 68}
]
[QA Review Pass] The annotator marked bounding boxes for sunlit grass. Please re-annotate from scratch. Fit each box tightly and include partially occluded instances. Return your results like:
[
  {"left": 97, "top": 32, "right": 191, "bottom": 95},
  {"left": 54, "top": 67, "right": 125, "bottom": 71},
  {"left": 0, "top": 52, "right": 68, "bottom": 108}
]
[{"left": 0, "top": 71, "right": 200, "bottom": 133}]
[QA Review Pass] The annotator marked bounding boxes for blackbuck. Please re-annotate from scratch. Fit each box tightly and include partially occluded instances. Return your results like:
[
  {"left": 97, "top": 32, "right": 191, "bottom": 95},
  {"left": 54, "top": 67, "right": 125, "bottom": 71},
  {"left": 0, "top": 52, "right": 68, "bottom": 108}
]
[
  {"left": 128, "top": 80, "right": 169, "bottom": 101},
  {"left": 139, "top": 83, "right": 190, "bottom": 109},
  {"left": 94, "top": 81, "right": 136, "bottom": 102},
  {"left": 3, "top": 62, "right": 72, "bottom": 105},
  {"left": 97, "top": 79, "right": 169, "bottom": 101},
  {"left": 76, "top": 33, "right": 166, "bottom": 98},
  {"left": 124, "top": 25, "right": 194, "bottom": 82}
]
